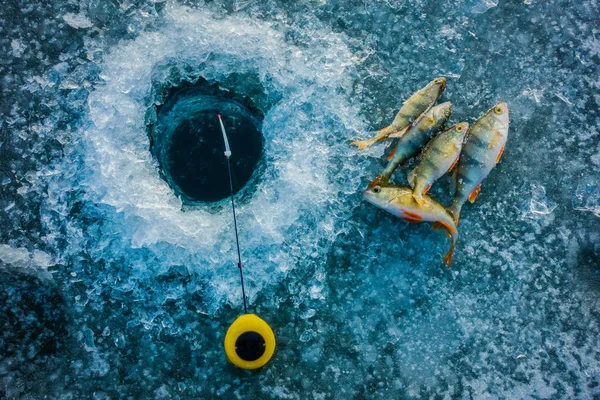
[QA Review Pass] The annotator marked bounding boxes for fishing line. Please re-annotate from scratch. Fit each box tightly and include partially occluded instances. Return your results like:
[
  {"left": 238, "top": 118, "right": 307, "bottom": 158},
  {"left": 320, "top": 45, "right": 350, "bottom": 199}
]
[
  {"left": 219, "top": 114, "right": 275, "bottom": 370},
  {"left": 218, "top": 114, "right": 248, "bottom": 314}
]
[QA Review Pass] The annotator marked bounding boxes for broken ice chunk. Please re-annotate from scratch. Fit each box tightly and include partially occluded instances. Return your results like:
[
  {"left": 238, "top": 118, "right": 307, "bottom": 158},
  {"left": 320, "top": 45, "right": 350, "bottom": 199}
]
[
  {"left": 530, "top": 185, "right": 558, "bottom": 215},
  {"left": 63, "top": 13, "right": 94, "bottom": 29},
  {"left": 470, "top": 0, "right": 499, "bottom": 14},
  {"left": 522, "top": 184, "right": 558, "bottom": 219},
  {"left": 573, "top": 176, "right": 600, "bottom": 217}
]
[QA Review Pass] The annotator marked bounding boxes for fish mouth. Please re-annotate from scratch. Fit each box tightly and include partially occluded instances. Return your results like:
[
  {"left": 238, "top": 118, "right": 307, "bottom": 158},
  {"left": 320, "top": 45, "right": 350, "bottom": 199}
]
[
  {"left": 362, "top": 188, "right": 382, "bottom": 206},
  {"left": 435, "top": 77, "right": 447, "bottom": 91}
]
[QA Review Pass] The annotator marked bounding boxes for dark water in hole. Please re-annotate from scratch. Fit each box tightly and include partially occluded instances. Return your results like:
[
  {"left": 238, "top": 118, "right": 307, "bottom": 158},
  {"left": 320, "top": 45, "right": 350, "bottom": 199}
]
[
  {"left": 150, "top": 85, "right": 264, "bottom": 204},
  {"left": 169, "top": 111, "right": 263, "bottom": 202}
]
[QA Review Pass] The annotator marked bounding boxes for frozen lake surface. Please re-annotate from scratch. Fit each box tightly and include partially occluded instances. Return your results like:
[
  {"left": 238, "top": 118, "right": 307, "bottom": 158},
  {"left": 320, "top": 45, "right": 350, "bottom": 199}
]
[{"left": 1, "top": 0, "right": 599, "bottom": 398}]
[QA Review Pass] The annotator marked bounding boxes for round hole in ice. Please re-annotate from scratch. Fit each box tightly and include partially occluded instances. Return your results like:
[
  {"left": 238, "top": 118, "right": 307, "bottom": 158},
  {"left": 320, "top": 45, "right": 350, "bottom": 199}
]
[{"left": 149, "top": 83, "right": 264, "bottom": 204}]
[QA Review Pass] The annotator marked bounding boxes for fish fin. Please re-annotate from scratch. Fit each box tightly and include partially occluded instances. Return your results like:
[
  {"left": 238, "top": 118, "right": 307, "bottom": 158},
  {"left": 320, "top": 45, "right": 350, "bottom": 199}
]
[
  {"left": 388, "top": 125, "right": 409, "bottom": 139},
  {"left": 387, "top": 147, "right": 397, "bottom": 161},
  {"left": 449, "top": 168, "right": 458, "bottom": 196},
  {"left": 468, "top": 185, "right": 481, "bottom": 203},
  {"left": 436, "top": 220, "right": 457, "bottom": 234},
  {"left": 495, "top": 145, "right": 505, "bottom": 164},
  {"left": 448, "top": 157, "right": 459, "bottom": 172},
  {"left": 452, "top": 212, "right": 460, "bottom": 225},
  {"left": 403, "top": 211, "right": 423, "bottom": 222},
  {"left": 412, "top": 194, "right": 427, "bottom": 206},
  {"left": 431, "top": 222, "right": 444, "bottom": 230},
  {"left": 401, "top": 216, "right": 422, "bottom": 223},
  {"left": 368, "top": 176, "right": 383, "bottom": 188},
  {"left": 422, "top": 183, "right": 432, "bottom": 195}
]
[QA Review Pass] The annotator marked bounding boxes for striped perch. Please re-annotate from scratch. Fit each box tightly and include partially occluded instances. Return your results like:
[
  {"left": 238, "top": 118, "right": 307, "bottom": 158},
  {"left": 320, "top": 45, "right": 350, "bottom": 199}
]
[
  {"left": 362, "top": 185, "right": 459, "bottom": 267},
  {"left": 408, "top": 122, "right": 469, "bottom": 206},
  {"left": 351, "top": 77, "right": 446, "bottom": 150},
  {"left": 448, "top": 102, "right": 509, "bottom": 224},
  {"left": 370, "top": 101, "right": 452, "bottom": 187}
]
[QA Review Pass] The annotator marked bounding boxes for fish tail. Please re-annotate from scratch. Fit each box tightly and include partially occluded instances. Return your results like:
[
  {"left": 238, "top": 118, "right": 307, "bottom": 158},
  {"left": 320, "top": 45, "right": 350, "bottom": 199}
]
[
  {"left": 442, "top": 239, "right": 456, "bottom": 268},
  {"left": 442, "top": 226, "right": 458, "bottom": 268},
  {"left": 351, "top": 125, "right": 399, "bottom": 149},
  {"left": 350, "top": 139, "right": 374, "bottom": 150}
]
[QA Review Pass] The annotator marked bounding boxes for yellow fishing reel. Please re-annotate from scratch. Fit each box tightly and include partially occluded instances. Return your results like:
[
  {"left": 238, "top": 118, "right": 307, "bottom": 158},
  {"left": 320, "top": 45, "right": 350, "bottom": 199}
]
[{"left": 224, "top": 314, "right": 276, "bottom": 370}]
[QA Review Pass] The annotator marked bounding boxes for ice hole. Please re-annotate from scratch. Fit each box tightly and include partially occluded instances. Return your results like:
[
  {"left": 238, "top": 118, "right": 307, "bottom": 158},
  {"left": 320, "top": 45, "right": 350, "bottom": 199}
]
[{"left": 149, "top": 81, "right": 264, "bottom": 204}]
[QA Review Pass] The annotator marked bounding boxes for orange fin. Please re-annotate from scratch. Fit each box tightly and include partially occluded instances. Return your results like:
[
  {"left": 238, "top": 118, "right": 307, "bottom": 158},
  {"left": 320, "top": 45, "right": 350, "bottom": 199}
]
[
  {"left": 442, "top": 242, "right": 456, "bottom": 268},
  {"left": 413, "top": 195, "right": 427, "bottom": 206},
  {"left": 452, "top": 212, "right": 460, "bottom": 226},
  {"left": 468, "top": 185, "right": 481, "bottom": 203},
  {"left": 350, "top": 140, "right": 370, "bottom": 150},
  {"left": 403, "top": 211, "right": 423, "bottom": 222},
  {"left": 387, "top": 148, "right": 397, "bottom": 161},
  {"left": 368, "top": 176, "right": 383, "bottom": 188},
  {"left": 402, "top": 216, "right": 422, "bottom": 223},
  {"left": 495, "top": 145, "right": 505, "bottom": 164},
  {"left": 422, "top": 183, "right": 432, "bottom": 195},
  {"left": 449, "top": 157, "right": 459, "bottom": 172},
  {"left": 437, "top": 220, "right": 457, "bottom": 234}
]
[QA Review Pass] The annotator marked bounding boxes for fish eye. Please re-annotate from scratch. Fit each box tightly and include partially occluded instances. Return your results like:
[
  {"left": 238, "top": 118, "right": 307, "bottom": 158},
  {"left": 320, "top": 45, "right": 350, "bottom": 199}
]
[
  {"left": 434, "top": 78, "right": 444, "bottom": 84},
  {"left": 456, "top": 125, "right": 463, "bottom": 132},
  {"left": 373, "top": 186, "right": 381, "bottom": 193},
  {"left": 494, "top": 106, "right": 503, "bottom": 114}
]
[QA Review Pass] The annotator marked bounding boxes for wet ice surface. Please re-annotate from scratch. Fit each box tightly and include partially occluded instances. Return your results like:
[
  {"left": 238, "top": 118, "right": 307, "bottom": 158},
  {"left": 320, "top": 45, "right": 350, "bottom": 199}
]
[{"left": 1, "top": 0, "right": 599, "bottom": 398}]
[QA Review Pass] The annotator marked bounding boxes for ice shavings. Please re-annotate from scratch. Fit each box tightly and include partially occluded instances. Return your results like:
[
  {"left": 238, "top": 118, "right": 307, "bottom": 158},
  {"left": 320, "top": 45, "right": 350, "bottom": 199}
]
[
  {"left": 45, "top": 5, "right": 366, "bottom": 314},
  {"left": 0, "top": 245, "right": 53, "bottom": 269},
  {"left": 4, "top": 0, "right": 600, "bottom": 397}
]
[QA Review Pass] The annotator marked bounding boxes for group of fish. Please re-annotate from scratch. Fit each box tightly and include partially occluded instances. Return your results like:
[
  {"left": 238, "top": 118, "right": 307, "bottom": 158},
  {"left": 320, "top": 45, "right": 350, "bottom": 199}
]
[{"left": 353, "top": 77, "right": 509, "bottom": 267}]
